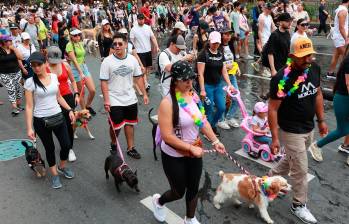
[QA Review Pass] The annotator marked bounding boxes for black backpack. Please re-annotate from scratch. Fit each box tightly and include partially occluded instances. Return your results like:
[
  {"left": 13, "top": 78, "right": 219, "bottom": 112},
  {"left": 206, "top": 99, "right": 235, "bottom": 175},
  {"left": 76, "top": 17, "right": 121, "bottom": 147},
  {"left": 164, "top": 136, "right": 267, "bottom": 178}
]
[{"left": 155, "top": 49, "right": 172, "bottom": 82}]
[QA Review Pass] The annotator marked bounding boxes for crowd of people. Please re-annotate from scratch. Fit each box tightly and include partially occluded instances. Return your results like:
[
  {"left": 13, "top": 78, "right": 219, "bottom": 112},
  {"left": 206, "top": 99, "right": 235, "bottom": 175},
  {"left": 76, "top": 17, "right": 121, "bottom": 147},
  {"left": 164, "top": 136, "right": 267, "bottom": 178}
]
[{"left": 1, "top": 0, "right": 349, "bottom": 224}]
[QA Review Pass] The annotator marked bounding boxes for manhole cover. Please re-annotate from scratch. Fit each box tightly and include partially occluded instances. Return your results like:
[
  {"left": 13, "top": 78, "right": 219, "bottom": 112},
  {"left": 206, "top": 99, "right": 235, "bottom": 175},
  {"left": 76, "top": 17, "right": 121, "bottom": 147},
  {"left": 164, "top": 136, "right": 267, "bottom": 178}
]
[{"left": 0, "top": 139, "right": 33, "bottom": 161}]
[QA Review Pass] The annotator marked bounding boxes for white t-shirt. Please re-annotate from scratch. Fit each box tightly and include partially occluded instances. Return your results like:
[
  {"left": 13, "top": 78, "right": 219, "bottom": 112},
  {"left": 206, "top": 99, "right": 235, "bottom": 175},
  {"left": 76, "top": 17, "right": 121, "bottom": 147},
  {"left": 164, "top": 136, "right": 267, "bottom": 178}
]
[
  {"left": 129, "top": 24, "right": 154, "bottom": 53},
  {"left": 11, "top": 34, "right": 22, "bottom": 48},
  {"left": 17, "top": 43, "right": 36, "bottom": 60},
  {"left": 19, "top": 18, "right": 27, "bottom": 30},
  {"left": 258, "top": 13, "right": 273, "bottom": 47},
  {"left": 99, "top": 54, "right": 142, "bottom": 106},
  {"left": 128, "top": 14, "right": 138, "bottom": 27},
  {"left": 290, "top": 32, "right": 307, "bottom": 48},
  {"left": 251, "top": 115, "right": 268, "bottom": 130},
  {"left": 24, "top": 73, "right": 62, "bottom": 118},
  {"left": 159, "top": 49, "right": 184, "bottom": 96}
]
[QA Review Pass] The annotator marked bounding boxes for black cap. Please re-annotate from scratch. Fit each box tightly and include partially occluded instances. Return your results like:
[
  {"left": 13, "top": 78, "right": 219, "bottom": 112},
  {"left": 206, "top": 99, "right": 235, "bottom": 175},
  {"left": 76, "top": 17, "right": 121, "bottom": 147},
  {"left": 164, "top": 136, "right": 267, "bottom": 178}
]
[
  {"left": 171, "top": 61, "right": 196, "bottom": 81},
  {"left": 221, "top": 27, "right": 233, "bottom": 33},
  {"left": 264, "top": 2, "right": 273, "bottom": 9},
  {"left": 199, "top": 20, "right": 209, "bottom": 32},
  {"left": 137, "top": 14, "right": 145, "bottom": 19},
  {"left": 29, "top": 52, "right": 46, "bottom": 64},
  {"left": 9, "top": 23, "right": 19, "bottom": 29},
  {"left": 278, "top": 12, "right": 293, "bottom": 22}
]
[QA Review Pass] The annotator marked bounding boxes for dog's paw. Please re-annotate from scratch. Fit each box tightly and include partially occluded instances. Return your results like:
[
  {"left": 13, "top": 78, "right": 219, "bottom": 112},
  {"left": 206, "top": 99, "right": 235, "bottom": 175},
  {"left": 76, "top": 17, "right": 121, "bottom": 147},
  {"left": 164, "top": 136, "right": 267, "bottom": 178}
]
[
  {"left": 214, "top": 203, "right": 221, "bottom": 210},
  {"left": 265, "top": 219, "right": 274, "bottom": 224},
  {"left": 89, "top": 134, "right": 95, "bottom": 140}
]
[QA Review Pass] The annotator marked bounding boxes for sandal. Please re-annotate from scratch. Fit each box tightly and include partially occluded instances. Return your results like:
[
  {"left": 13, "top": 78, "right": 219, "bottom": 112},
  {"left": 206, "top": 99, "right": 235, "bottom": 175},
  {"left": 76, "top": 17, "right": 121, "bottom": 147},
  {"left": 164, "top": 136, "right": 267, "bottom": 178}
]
[{"left": 127, "top": 147, "right": 141, "bottom": 159}]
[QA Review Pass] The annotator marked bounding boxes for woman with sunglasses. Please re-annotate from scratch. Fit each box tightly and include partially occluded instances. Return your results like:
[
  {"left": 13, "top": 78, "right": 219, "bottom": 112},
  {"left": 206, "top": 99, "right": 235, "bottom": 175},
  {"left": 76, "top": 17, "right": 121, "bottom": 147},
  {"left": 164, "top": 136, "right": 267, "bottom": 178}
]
[
  {"left": 152, "top": 60, "right": 226, "bottom": 224},
  {"left": 291, "top": 18, "right": 309, "bottom": 46},
  {"left": 0, "top": 35, "right": 24, "bottom": 116},
  {"left": 66, "top": 29, "right": 96, "bottom": 115},
  {"left": 24, "top": 52, "right": 75, "bottom": 189},
  {"left": 197, "top": 31, "right": 235, "bottom": 136}
]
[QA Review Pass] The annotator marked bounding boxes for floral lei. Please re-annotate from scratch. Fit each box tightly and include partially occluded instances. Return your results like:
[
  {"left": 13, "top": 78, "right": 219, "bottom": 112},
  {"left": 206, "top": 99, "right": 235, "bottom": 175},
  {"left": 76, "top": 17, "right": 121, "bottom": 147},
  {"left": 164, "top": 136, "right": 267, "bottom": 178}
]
[
  {"left": 176, "top": 92, "right": 207, "bottom": 128},
  {"left": 277, "top": 58, "right": 310, "bottom": 98}
]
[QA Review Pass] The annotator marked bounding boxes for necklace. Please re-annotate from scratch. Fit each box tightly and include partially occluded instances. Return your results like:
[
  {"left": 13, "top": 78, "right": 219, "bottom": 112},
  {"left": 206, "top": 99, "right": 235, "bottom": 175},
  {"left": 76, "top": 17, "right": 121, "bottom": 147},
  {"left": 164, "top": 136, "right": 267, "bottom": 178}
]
[
  {"left": 176, "top": 92, "right": 206, "bottom": 128},
  {"left": 277, "top": 58, "right": 310, "bottom": 98}
]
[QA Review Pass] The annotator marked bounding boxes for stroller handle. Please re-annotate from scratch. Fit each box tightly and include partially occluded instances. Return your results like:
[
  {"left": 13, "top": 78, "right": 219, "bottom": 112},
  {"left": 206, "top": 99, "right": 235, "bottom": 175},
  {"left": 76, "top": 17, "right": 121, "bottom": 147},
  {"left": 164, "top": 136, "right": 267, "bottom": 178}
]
[{"left": 223, "top": 86, "right": 248, "bottom": 119}]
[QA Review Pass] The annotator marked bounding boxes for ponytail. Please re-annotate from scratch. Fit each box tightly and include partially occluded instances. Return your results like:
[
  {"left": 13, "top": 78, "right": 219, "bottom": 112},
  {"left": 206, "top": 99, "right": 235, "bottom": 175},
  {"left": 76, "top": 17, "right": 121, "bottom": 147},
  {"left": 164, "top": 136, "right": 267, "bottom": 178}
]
[
  {"left": 169, "top": 79, "right": 179, "bottom": 128},
  {"left": 32, "top": 72, "right": 47, "bottom": 92}
]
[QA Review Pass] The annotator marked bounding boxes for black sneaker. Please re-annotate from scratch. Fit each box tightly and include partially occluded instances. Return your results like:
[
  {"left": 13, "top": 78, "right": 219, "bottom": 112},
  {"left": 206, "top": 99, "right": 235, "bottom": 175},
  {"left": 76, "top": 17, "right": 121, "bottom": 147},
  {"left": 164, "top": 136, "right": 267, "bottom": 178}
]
[
  {"left": 212, "top": 127, "right": 220, "bottom": 137},
  {"left": 338, "top": 144, "right": 349, "bottom": 154},
  {"left": 326, "top": 72, "right": 336, "bottom": 80},
  {"left": 87, "top": 106, "right": 97, "bottom": 116},
  {"left": 11, "top": 108, "right": 20, "bottom": 117},
  {"left": 127, "top": 147, "right": 141, "bottom": 159}
]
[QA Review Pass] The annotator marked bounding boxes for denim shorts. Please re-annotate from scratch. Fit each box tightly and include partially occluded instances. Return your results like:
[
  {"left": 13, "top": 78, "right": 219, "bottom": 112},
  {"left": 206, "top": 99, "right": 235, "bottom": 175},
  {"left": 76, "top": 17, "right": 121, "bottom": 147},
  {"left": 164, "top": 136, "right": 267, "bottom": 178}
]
[{"left": 71, "top": 63, "right": 91, "bottom": 82}]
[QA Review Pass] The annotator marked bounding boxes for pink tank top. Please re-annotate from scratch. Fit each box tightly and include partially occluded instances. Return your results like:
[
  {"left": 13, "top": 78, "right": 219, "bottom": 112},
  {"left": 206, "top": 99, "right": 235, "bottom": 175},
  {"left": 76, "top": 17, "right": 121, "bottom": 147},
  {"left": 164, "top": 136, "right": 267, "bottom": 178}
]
[{"left": 161, "top": 95, "right": 202, "bottom": 157}]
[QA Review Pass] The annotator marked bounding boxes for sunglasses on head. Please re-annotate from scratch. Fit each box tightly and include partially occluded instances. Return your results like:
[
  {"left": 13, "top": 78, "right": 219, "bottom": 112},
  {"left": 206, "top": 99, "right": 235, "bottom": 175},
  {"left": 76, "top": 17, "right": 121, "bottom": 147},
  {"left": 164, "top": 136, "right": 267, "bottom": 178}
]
[
  {"left": 300, "top": 23, "right": 309, "bottom": 27},
  {"left": 113, "top": 42, "right": 123, "bottom": 47}
]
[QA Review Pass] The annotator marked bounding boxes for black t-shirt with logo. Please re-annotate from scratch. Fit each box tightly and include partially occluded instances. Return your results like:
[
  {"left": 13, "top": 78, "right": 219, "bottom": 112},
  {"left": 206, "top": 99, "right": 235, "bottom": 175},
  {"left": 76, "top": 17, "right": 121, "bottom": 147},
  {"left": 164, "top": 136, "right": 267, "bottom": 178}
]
[
  {"left": 197, "top": 49, "right": 224, "bottom": 85},
  {"left": 270, "top": 63, "right": 321, "bottom": 134},
  {"left": 334, "top": 56, "right": 349, "bottom": 96}
]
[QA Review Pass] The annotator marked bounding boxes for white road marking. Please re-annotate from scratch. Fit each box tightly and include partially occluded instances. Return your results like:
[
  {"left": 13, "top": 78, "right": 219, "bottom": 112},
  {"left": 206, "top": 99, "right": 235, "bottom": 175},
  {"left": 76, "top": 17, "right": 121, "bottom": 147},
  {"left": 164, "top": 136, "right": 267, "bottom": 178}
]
[
  {"left": 140, "top": 196, "right": 184, "bottom": 224},
  {"left": 314, "top": 52, "right": 333, "bottom": 56},
  {"left": 235, "top": 149, "right": 315, "bottom": 182}
]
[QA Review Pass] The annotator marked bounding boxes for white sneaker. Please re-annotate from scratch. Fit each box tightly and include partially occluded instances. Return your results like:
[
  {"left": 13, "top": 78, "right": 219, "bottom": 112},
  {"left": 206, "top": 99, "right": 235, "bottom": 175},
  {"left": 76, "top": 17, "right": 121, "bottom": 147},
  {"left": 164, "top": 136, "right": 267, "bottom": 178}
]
[
  {"left": 262, "top": 69, "right": 271, "bottom": 77},
  {"left": 68, "top": 149, "right": 77, "bottom": 162},
  {"left": 184, "top": 216, "right": 201, "bottom": 224},
  {"left": 152, "top": 194, "right": 166, "bottom": 222},
  {"left": 217, "top": 120, "right": 230, "bottom": 130},
  {"left": 291, "top": 204, "right": 317, "bottom": 224},
  {"left": 309, "top": 142, "right": 323, "bottom": 162},
  {"left": 226, "top": 118, "right": 240, "bottom": 128},
  {"left": 338, "top": 144, "right": 349, "bottom": 154},
  {"left": 244, "top": 55, "right": 254, "bottom": 60},
  {"left": 235, "top": 54, "right": 240, "bottom": 59}
]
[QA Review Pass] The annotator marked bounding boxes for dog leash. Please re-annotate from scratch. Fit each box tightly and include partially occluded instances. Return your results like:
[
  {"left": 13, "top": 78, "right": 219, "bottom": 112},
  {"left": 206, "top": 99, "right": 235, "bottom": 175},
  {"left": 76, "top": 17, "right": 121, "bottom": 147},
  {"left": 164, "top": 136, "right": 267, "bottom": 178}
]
[
  {"left": 203, "top": 149, "right": 251, "bottom": 175},
  {"left": 106, "top": 114, "right": 126, "bottom": 163}
]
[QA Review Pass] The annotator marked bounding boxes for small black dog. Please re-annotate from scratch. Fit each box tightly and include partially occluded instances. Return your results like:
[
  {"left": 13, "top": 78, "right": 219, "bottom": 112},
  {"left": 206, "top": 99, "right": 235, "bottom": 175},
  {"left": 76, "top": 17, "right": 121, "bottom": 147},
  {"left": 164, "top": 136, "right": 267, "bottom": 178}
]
[
  {"left": 104, "top": 152, "right": 140, "bottom": 193},
  {"left": 22, "top": 141, "right": 46, "bottom": 178},
  {"left": 148, "top": 108, "right": 159, "bottom": 160}
]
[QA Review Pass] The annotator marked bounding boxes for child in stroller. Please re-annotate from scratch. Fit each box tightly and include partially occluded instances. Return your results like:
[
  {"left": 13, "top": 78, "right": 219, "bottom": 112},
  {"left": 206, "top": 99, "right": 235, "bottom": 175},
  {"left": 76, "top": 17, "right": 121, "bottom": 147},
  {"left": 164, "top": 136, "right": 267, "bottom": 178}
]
[{"left": 251, "top": 102, "right": 272, "bottom": 147}]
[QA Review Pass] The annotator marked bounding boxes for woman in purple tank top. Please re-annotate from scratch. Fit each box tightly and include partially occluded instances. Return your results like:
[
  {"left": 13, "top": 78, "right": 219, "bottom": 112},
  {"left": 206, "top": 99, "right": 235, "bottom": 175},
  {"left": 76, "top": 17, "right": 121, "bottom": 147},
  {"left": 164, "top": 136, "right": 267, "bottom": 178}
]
[{"left": 151, "top": 60, "right": 226, "bottom": 224}]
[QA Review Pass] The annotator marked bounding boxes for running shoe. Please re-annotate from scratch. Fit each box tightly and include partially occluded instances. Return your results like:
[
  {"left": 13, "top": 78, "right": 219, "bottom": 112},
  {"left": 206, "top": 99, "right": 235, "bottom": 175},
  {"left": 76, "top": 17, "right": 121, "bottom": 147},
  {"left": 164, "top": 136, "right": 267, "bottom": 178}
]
[
  {"left": 235, "top": 54, "right": 240, "bottom": 59},
  {"left": 51, "top": 175, "right": 62, "bottom": 189},
  {"left": 291, "top": 204, "right": 317, "bottom": 224},
  {"left": 127, "top": 147, "right": 141, "bottom": 159},
  {"left": 87, "top": 106, "right": 97, "bottom": 116},
  {"left": 309, "top": 142, "right": 323, "bottom": 162},
  {"left": 217, "top": 120, "right": 230, "bottom": 130},
  {"left": 338, "top": 144, "right": 349, "bottom": 154},
  {"left": 262, "top": 69, "right": 271, "bottom": 77},
  {"left": 184, "top": 216, "right": 201, "bottom": 224},
  {"left": 244, "top": 55, "right": 254, "bottom": 60},
  {"left": 11, "top": 108, "right": 20, "bottom": 117},
  {"left": 68, "top": 149, "right": 77, "bottom": 162},
  {"left": 226, "top": 118, "right": 240, "bottom": 128},
  {"left": 326, "top": 72, "right": 336, "bottom": 80},
  {"left": 57, "top": 166, "right": 75, "bottom": 179},
  {"left": 152, "top": 194, "right": 166, "bottom": 222}
]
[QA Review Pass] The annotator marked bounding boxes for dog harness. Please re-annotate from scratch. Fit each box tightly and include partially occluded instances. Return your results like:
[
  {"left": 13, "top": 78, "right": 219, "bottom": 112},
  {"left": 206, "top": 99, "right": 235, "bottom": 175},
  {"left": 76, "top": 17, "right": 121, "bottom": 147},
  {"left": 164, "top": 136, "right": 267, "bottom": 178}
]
[{"left": 112, "top": 162, "right": 129, "bottom": 180}]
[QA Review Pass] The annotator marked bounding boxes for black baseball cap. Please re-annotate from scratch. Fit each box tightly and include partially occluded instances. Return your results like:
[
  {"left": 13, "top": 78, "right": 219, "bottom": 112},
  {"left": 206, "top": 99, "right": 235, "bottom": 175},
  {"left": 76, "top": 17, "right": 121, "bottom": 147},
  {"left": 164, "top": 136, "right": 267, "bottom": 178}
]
[
  {"left": 137, "top": 14, "right": 145, "bottom": 19},
  {"left": 278, "top": 13, "right": 293, "bottom": 22},
  {"left": 29, "top": 52, "right": 46, "bottom": 64},
  {"left": 9, "top": 23, "right": 19, "bottom": 29},
  {"left": 171, "top": 61, "right": 196, "bottom": 81},
  {"left": 199, "top": 21, "right": 209, "bottom": 32}
]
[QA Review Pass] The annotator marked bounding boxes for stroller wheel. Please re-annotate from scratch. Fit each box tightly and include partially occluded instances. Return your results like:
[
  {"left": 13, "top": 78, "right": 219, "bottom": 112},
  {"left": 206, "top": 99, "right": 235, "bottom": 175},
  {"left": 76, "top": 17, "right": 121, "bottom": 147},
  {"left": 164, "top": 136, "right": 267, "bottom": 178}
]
[
  {"left": 242, "top": 142, "right": 251, "bottom": 153},
  {"left": 260, "top": 150, "right": 271, "bottom": 162}
]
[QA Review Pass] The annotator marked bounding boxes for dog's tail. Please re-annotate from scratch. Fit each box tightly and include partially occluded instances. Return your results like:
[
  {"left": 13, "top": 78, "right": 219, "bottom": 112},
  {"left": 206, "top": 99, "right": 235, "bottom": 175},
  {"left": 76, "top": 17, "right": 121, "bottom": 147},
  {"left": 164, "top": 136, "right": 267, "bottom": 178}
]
[
  {"left": 148, "top": 108, "right": 157, "bottom": 126},
  {"left": 218, "top": 170, "right": 225, "bottom": 178}
]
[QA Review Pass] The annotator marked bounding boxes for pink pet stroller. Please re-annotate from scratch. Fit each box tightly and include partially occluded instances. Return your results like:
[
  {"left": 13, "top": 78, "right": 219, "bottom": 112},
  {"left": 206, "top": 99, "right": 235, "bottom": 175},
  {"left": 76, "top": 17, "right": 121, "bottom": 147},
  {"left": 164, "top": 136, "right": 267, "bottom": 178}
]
[{"left": 224, "top": 87, "right": 283, "bottom": 162}]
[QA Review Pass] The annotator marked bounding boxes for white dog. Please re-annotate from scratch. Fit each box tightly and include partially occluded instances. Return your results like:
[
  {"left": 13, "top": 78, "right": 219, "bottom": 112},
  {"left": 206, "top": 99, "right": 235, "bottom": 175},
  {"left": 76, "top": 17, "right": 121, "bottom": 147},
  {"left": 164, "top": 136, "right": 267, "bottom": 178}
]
[
  {"left": 213, "top": 171, "right": 291, "bottom": 224},
  {"left": 83, "top": 39, "right": 99, "bottom": 55}
]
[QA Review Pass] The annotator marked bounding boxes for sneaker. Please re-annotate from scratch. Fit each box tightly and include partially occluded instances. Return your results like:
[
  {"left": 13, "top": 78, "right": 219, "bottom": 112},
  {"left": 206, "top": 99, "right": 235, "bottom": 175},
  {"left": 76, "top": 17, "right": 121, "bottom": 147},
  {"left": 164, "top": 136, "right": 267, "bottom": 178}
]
[
  {"left": 11, "top": 108, "right": 20, "bottom": 117},
  {"left": 127, "top": 147, "right": 141, "bottom": 159},
  {"left": 251, "top": 62, "right": 260, "bottom": 72},
  {"left": 51, "top": 175, "right": 62, "bottom": 189},
  {"left": 68, "top": 149, "right": 77, "bottom": 162},
  {"left": 309, "top": 142, "right": 323, "bottom": 162},
  {"left": 226, "top": 118, "right": 240, "bottom": 128},
  {"left": 235, "top": 54, "right": 240, "bottom": 59},
  {"left": 217, "top": 120, "right": 230, "bottom": 130},
  {"left": 326, "top": 72, "right": 336, "bottom": 80},
  {"left": 87, "top": 106, "right": 97, "bottom": 116},
  {"left": 338, "top": 144, "right": 349, "bottom": 154},
  {"left": 291, "top": 204, "right": 317, "bottom": 224},
  {"left": 244, "top": 55, "right": 254, "bottom": 60},
  {"left": 184, "top": 216, "right": 201, "bottom": 224},
  {"left": 262, "top": 69, "right": 271, "bottom": 77},
  {"left": 152, "top": 194, "right": 166, "bottom": 222},
  {"left": 212, "top": 127, "right": 220, "bottom": 137},
  {"left": 57, "top": 166, "right": 75, "bottom": 179}
]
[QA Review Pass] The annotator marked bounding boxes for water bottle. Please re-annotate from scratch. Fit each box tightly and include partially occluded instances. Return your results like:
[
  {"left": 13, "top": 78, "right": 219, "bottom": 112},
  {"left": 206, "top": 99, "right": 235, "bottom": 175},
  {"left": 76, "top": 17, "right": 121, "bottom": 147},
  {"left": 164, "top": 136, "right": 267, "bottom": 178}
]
[{"left": 204, "top": 97, "right": 211, "bottom": 105}]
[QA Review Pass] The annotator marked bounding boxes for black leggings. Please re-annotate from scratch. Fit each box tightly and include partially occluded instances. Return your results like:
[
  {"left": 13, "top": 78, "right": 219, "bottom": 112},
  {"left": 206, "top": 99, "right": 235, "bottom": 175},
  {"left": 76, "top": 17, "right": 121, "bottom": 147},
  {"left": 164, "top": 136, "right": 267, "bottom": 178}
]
[
  {"left": 159, "top": 151, "right": 203, "bottom": 218},
  {"left": 33, "top": 114, "right": 71, "bottom": 167},
  {"left": 62, "top": 94, "right": 75, "bottom": 148}
]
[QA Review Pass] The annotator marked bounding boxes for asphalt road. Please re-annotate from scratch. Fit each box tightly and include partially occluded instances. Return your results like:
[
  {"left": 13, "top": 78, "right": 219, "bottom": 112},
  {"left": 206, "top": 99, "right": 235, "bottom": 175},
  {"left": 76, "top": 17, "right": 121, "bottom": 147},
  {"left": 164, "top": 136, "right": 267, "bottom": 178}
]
[{"left": 0, "top": 35, "right": 348, "bottom": 224}]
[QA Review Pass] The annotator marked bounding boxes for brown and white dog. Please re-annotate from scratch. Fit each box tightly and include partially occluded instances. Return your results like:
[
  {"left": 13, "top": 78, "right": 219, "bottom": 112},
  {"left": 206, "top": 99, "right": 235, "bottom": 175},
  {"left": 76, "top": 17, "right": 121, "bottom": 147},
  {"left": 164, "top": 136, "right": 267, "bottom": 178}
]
[
  {"left": 83, "top": 38, "right": 99, "bottom": 55},
  {"left": 81, "top": 25, "right": 101, "bottom": 41},
  {"left": 73, "top": 109, "right": 95, "bottom": 140},
  {"left": 213, "top": 171, "right": 291, "bottom": 224}
]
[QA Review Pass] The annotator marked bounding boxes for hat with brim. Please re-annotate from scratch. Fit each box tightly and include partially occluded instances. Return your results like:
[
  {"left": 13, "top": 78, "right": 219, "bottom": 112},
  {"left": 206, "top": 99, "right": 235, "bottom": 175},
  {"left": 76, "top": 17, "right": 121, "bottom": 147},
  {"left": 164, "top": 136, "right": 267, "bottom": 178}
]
[
  {"left": 174, "top": 22, "right": 187, "bottom": 32},
  {"left": 199, "top": 21, "right": 209, "bottom": 32},
  {"left": 171, "top": 60, "right": 196, "bottom": 81},
  {"left": 209, "top": 31, "right": 221, "bottom": 44},
  {"left": 254, "top": 102, "right": 268, "bottom": 113},
  {"left": 101, "top": 19, "right": 109, "bottom": 26},
  {"left": 47, "top": 46, "right": 62, "bottom": 64},
  {"left": 21, "top": 32, "right": 31, "bottom": 40},
  {"left": 175, "top": 35, "right": 187, "bottom": 50},
  {"left": 278, "top": 12, "right": 293, "bottom": 22},
  {"left": 9, "top": 23, "right": 19, "bottom": 29},
  {"left": 221, "top": 28, "right": 233, "bottom": 33},
  {"left": 70, "top": 29, "right": 82, "bottom": 35},
  {"left": 29, "top": 52, "right": 46, "bottom": 64},
  {"left": 290, "top": 37, "right": 316, "bottom": 58},
  {"left": 0, "top": 35, "right": 13, "bottom": 41},
  {"left": 118, "top": 28, "right": 128, "bottom": 34}
]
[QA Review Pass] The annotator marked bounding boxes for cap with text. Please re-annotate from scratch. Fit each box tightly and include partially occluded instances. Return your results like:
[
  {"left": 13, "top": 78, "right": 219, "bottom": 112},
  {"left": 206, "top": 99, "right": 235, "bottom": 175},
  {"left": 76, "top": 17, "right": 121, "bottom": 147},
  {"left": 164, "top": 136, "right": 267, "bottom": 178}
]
[{"left": 290, "top": 37, "right": 316, "bottom": 58}]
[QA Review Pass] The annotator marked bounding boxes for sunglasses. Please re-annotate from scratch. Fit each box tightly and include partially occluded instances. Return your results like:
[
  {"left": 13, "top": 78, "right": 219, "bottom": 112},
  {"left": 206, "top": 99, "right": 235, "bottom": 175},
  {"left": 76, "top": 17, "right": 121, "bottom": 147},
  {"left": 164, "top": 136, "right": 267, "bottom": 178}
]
[
  {"left": 113, "top": 42, "right": 124, "bottom": 47},
  {"left": 72, "top": 34, "right": 80, "bottom": 37},
  {"left": 300, "top": 23, "right": 309, "bottom": 27}
]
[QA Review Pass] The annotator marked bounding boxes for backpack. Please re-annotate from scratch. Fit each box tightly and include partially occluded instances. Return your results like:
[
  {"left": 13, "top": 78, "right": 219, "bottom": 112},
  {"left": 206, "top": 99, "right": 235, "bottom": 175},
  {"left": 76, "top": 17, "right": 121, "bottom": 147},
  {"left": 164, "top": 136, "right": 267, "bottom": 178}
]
[
  {"left": 155, "top": 49, "right": 172, "bottom": 82},
  {"left": 22, "top": 22, "right": 39, "bottom": 36}
]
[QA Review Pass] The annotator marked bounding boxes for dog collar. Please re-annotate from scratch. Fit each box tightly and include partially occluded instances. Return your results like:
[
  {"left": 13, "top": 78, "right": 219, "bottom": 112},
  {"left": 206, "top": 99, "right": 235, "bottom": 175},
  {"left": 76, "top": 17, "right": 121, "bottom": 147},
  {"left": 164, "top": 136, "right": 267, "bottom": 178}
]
[{"left": 261, "top": 176, "right": 277, "bottom": 200}]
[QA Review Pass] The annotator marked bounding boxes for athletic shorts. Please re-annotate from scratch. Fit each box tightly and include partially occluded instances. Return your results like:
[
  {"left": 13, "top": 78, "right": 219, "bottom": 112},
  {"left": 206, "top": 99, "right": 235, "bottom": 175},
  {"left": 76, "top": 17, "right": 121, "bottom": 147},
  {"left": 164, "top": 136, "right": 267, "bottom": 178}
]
[
  {"left": 137, "top": 51, "right": 152, "bottom": 67},
  {"left": 333, "top": 37, "right": 346, "bottom": 48},
  {"left": 109, "top": 103, "right": 138, "bottom": 130},
  {"left": 71, "top": 63, "right": 91, "bottom": 82}
]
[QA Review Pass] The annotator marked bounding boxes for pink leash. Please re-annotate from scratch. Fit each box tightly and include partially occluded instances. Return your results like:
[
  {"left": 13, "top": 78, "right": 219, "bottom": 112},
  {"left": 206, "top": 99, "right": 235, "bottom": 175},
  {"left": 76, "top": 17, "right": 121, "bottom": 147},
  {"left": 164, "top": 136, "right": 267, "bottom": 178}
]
[{"left": 107, "top": 115, "right": 126, "bottom": 162}]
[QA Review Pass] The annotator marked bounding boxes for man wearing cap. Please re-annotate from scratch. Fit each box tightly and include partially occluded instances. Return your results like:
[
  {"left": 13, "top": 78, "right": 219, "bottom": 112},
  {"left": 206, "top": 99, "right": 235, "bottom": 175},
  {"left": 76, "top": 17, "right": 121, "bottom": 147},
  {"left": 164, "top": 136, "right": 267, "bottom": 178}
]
[
  {"left": 261, "top": 12, "right": 292, "bottom": 77},
  {"left": 268, "top": 37, "right": 328, "bottom": 224},
  {"left": 9, "top": 23, "right": 21, "bottom": 48},
  {"left": 159, "top": 34, "right": 194, "bottom": 96},
  {"left": 130, "top": 13, "right": 160, "bottom": 91}
]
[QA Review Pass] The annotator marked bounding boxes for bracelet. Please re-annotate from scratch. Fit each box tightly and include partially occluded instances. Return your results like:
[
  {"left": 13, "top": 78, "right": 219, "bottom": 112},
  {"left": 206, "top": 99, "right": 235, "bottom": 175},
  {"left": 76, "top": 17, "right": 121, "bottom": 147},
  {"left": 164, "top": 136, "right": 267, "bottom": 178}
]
[{"left": 212, "top": 139, "right": 220, "bottom": 146}]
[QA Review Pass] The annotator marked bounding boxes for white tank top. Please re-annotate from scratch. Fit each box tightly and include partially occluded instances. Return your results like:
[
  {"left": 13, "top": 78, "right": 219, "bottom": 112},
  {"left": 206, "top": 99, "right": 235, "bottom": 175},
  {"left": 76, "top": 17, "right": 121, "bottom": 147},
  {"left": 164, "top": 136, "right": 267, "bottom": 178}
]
[
  {"left": 259, "top": 13, "right": 273, "bottom": 46},
  {"left": 333, "top": 5, "right": 348, "bottom": 40}
]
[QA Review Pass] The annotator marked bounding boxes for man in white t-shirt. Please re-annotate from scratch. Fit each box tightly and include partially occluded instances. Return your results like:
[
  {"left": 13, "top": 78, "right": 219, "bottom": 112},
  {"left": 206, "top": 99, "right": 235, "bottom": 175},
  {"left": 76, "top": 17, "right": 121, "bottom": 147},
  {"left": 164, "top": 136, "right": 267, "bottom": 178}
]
[
  {"left": 159, "top": 35, "right": 194, "bottom": 96},
  {"left": 130, "top": 13, "right": 160, "bottom": 91},
  {"left": 100, "top": 33, "right": 149, "bottom": 159}
]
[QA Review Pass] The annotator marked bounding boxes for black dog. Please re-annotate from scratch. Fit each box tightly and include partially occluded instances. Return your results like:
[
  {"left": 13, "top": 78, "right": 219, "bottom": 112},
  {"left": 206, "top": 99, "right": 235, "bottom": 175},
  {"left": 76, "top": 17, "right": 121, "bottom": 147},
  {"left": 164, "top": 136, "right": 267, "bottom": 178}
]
[
  {"left": 22, "top": 141, "right": 46, "bottom": 178},
  {"left": 148, "top": 108, "right": 159, "bottom": 160},
  {"left": 104, "top": 152, "right": 140, "bottom": 193}
]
